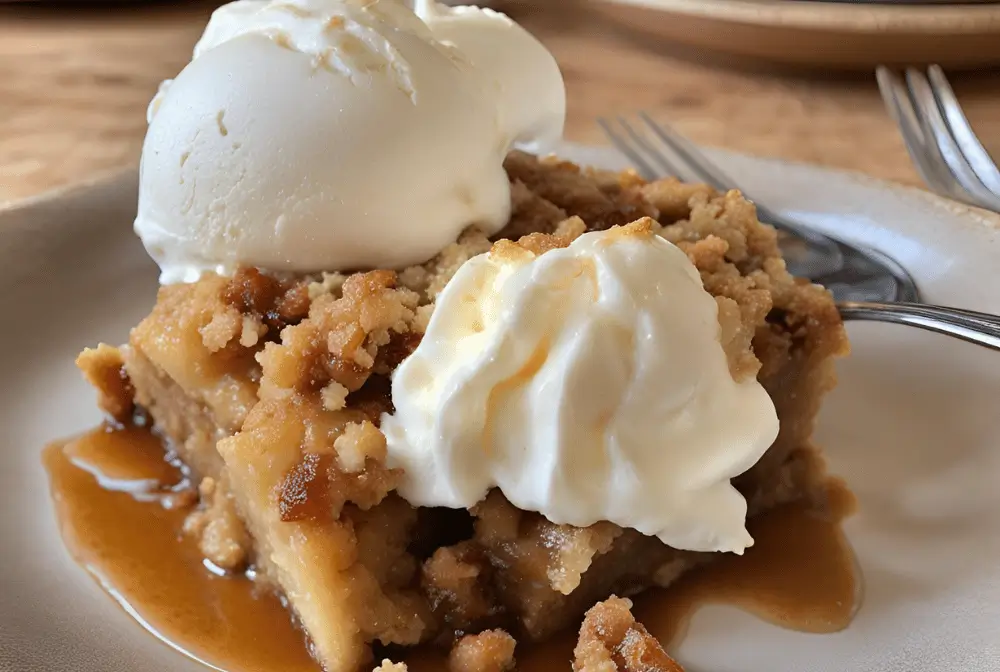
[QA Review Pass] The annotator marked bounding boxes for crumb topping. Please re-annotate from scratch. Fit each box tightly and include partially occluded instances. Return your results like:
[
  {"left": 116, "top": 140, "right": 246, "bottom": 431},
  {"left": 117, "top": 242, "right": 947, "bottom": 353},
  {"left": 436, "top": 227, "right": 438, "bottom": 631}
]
[
  {"left": 448, "top": 629, "right": 517, "bottom": 672},
  {"left": 183, "top": 476, "right": 252, "bottom": 570},
  {"left": 76, "top": 344, "right": 135, "bottom": 422},
  {"left": 372, "top": 661, "right": 408, "bottom": 672},
  {"left": 334, "top": 420, "right": 387, "bottom": 473},
  {"left": 223, "top": 267, "right": 312, "bottom": 334},
  {"left": 573, "top": 597, "right": 684, "bottom": 672},
  {"left": 275, "top": 411, "right": 398, "bottom": 523},
  {"left": 503, "top": 152, "right": 658, "bottom": 231},
  {"left": 256, "top": 270, "right": 419, "bottom": 397}
]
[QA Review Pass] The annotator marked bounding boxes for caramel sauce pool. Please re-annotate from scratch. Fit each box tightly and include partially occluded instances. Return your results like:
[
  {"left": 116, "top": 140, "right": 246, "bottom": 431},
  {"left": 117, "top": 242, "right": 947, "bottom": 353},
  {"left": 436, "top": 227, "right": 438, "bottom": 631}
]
[
  {"left": 45, "top": 425, "right": 860, "bottom": 671},
  {"left": 44, "top": 425, "right": 321, "bottom": 672}
]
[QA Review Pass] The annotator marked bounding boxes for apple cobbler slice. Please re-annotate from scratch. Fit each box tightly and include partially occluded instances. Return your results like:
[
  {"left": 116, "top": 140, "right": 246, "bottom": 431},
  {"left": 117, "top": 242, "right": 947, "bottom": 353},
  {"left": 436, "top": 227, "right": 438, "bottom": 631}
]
[{"left": 78, "top": 151, "right": 847, "bottom": 672}]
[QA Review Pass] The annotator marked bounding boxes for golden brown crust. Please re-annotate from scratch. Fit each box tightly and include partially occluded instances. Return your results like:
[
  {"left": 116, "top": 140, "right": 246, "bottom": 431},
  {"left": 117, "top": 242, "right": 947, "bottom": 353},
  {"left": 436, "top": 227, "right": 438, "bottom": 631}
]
[
  {"left": 573, "top": 597, "right": 684, "bottom": 672},
  {"left": 275, "top": 418, "right": 398, "bottom": 523},
  {"left": 182, "top": 476, "right": 252, "bottom": 571},
  {"left": 256, "top": 270, "right": 419, "bottom": 397},
  {"left": 448, "top": 629, "right": 517, "bottom": 672},
  {"left": 222, "top": 267, "right": 313, "bottom": 334},
  {"left": 76, "top": 344, "right": 134, "bottom": 422},
  {"left": 372, "top": 661, "right": 408, "bottom": 672},
  {"left": 129, "top": 275, "right": 261, "bottom": 434},
  {"left": 639, "top": 177, "right": 716, "bottom": 224},
  {"left": 503, "top": 152, "right": 658, "bottom": 231}
]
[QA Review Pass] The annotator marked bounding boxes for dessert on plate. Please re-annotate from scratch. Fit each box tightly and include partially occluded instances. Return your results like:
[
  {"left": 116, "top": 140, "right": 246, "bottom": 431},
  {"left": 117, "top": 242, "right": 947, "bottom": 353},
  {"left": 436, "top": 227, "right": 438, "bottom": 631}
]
[{"left": 68, "top": 1, "right": 850, "bottom": 671}]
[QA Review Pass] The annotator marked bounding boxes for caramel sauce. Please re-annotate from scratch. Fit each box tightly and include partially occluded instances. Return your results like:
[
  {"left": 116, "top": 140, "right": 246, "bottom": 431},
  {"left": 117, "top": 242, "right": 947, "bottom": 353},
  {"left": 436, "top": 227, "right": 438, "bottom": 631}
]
[
  {"left": 44, "top": 425, "right": 322, "bottom": 672},
  {"left": 630, "top": 480, "right": 859, "bottom": 647},
  {"left": 45, "top": 425, "right": 859, "bottom": 672}
]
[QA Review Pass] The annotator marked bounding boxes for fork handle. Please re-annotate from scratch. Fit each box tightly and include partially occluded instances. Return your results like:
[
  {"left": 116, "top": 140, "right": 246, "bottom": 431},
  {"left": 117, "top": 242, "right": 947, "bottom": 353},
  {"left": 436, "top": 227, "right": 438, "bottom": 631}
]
[{"left": 837, "top": 301, "right": 1000, "bottom": 351}]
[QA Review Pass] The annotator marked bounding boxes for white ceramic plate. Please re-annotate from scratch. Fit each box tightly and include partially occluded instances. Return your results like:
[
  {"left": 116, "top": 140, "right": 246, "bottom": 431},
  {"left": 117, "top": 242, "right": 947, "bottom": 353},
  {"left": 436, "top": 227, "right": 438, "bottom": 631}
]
[{"left": 2, "top": 145, "right": 1000, "bottom": 672}]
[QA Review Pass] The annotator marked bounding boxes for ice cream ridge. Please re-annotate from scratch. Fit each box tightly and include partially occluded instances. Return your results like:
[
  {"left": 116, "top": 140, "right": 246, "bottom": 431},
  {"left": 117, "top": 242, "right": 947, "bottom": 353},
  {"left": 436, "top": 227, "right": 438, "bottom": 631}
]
[{"left": 135, "top": 0, "right": 780, "bottom": 554}]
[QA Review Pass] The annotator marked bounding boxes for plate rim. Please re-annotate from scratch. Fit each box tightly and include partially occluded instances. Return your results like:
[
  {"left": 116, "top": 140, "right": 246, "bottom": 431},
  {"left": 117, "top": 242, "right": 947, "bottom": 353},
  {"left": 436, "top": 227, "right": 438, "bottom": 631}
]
[{"left": 0, "top": 164, "right": 136, "bottom": 216}]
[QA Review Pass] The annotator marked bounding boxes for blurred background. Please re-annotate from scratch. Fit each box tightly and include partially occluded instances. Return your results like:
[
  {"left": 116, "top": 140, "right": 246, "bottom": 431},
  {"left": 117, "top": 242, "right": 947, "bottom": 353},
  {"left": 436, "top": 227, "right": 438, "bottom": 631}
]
[{"left": 2, "top": 0, "right": 999, "bottom": 203}]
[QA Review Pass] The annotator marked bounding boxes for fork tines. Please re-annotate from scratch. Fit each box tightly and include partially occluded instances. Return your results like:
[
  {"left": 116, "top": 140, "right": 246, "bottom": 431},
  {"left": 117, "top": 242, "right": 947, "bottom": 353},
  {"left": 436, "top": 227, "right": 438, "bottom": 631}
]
[
  {"left": 598, "top": 114, "right": 730, "bottom": 191},
  {"left": 876, "top": 65, "right": 1000, "bottom": 212}
]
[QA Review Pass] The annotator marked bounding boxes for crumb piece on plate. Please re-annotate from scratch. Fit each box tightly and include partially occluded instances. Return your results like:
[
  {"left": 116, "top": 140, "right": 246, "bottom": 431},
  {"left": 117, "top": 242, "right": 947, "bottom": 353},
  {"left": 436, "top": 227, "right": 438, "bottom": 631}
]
[
  {"left": 573, "top": 596, "right": 685, "bottom": 672},
  {"left": 76, "top": 344, "right": 134, "bottom": 421},
  {"left": 449, "top": 629, "right": 516, "bottom": 672}
]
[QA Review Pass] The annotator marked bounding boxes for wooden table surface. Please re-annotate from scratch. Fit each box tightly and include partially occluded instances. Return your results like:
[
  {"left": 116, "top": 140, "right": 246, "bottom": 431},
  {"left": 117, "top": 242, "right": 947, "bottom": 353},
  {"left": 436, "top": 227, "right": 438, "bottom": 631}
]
[{"left": 2, "top": 0, "right": 999, "bottom": 204}]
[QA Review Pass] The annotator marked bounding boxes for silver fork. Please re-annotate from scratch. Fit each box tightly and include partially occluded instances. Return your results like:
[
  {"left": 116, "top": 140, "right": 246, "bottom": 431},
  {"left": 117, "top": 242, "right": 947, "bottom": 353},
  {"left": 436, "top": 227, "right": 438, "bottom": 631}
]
[
  {"left": 877, "top": 65, "right": 1000, "bottom": 213},
  {"left": 600, "top": 113, "right": 1000, "bottom": 351}
]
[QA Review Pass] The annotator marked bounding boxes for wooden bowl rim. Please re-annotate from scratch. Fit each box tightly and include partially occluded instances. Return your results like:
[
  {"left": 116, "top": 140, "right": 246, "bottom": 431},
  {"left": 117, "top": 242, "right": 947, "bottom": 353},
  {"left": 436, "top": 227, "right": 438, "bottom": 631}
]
[{"left": 598, "top": 0, "right": 1000, "bottom": 34}]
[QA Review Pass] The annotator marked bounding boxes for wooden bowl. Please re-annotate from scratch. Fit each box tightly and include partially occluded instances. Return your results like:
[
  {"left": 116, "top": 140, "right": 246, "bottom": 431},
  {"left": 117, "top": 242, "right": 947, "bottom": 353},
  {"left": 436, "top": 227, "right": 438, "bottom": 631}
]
[{"left": 590, "top": 0, "right": 1000, "bottom": 70}]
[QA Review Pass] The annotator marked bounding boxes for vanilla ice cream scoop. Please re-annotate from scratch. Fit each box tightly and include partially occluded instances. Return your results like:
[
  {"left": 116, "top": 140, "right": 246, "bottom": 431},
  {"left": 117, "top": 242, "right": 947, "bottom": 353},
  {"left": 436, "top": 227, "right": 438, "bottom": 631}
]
[
  {"left": 135, "top": 0, "right": 565, "bottom": 284},
  {"left": 414, "top": 0, "right": 565, "bottom": 152},
  {"left": 381, "top": 223, "right": 780, "bottom": 554}
]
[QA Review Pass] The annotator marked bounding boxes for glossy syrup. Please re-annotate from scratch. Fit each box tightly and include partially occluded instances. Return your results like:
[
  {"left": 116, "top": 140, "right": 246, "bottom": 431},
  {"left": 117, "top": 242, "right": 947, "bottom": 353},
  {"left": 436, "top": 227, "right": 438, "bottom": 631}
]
[
  {"left": 44, "top": 425, "right": 321, "bottom": 672},
  {"left": 44, "top": 425, "right": 859, "bottom": 671}
]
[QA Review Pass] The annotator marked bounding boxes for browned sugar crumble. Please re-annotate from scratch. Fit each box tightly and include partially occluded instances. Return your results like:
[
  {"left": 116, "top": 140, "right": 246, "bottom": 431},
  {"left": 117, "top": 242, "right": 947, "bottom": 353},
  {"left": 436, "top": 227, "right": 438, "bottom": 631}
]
[
  {"left": 276, "top": 419, "right": 396, "bottom": 524},
  {"left": 82, "top": 149, "right": 848, "bottom": 672},
  {"left": 372, "top": 661, "right": 408, "bottom": 672},
  {"left": 573, "top": 597, "right": 684, "bottom": 672},
  {"left": 422, "top": 541, "right": 504, "bottom": 634},
  {"left": 448, "top": 629, "right": 517, "bottom": 672},
  {"left": 76, "top": 344, "right": 134, "bottom": 422},
  {"left": 375, "top": 601, "right": 678, "bottom": 672},
  {"left": 182, "top": 475, "right": 252, "bottom": 571}
]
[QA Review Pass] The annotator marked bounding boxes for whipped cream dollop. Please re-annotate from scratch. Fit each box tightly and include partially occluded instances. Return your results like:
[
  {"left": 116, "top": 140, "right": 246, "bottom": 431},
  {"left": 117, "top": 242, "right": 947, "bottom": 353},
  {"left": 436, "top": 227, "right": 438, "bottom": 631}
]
[
  {"left": 135, "top": 0, "right": 565, "bottom": 284},
  {"left": 381, "top": 224, "right": 780, "bottom": 554}
]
